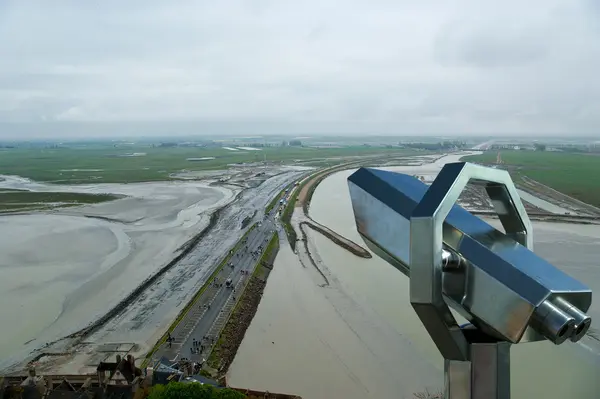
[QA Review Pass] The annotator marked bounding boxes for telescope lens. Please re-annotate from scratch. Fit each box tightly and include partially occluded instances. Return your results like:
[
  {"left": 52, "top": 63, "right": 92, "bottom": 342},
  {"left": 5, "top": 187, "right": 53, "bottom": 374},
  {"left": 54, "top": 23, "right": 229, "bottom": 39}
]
[
  {"left": 571, "top": 317, "right": 591, "bottom": 342},
  {"left": 557, "top": 325, "right": 569, "bottom": 338},
  {"left": 532, "top": 299, "right": 576, "bottom": 345}
]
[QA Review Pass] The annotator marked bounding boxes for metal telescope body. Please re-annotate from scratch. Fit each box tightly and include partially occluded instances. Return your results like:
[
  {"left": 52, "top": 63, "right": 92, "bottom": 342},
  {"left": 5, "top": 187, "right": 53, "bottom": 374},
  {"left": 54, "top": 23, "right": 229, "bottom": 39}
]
[{"left": 347, "top": 162, "right": 592, "bottom": 399}]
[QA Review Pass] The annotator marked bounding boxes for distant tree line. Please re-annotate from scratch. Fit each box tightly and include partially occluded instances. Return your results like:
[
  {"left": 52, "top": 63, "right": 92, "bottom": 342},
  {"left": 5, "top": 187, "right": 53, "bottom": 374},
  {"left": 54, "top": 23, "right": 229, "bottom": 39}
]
[
  {"left": 281, "top": 140, "right": 302, "bottom": 146},
  {"left": 553, "top": 144, "right": 600, "bottom": 153},
  {"left": 399, "top": 141, "right": 467, "bottom": 151},
  {"left": 490, "top": 142, "right": 600, "bottom": 154},
  {"left": 154, "top": 141, "right": 281, "bottom": 149}
]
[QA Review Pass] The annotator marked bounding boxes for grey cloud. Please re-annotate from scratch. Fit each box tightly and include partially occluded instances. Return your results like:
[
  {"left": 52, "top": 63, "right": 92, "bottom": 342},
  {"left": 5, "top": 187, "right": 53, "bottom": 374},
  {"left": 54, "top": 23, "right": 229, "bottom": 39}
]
[
  {"left": 0, "top": 0, "right": 600, "bottom": 137},
  {"left": 434, "top": 21, "right": 550, "bottom": 68}
]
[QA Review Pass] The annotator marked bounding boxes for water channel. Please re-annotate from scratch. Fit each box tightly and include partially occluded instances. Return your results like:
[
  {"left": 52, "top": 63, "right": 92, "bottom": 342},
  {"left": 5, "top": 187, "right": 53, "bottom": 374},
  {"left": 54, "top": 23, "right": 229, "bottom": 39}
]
[{"left": 230, "top": 154, "right": 600, "bottom": 399}]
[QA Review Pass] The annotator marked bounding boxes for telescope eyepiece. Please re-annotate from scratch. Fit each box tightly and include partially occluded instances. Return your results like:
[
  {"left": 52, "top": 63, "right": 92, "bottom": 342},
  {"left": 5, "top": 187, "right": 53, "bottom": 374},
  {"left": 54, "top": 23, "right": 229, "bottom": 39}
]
[
  {"left": 531, "top": 297, "right": 592, "bottom": 345},
  {"left": 532, "top": 298, "right": 576, "bottom": 345},
  {"left": 552, "top": 297, "right": 592, "bottom": 342}
]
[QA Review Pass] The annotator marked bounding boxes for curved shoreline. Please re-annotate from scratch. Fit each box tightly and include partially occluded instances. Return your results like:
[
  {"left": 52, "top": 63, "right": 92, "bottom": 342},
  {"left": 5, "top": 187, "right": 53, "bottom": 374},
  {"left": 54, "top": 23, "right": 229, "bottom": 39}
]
[
  {"left": 279, "top": 162, "right": 375, "bottom": 288},
  {"left": 520, "top": 176, "right": 600, "bottom": 216},
  {"left": 292, "top": 163, "right": 373, "bottom": 258},
  {"left": 55, "top": 189, "right": 246, "bottom": 345},
  {"left": 297, "top": 222, "right": 330, "bottom": 287},
  {"left": 66, "top": 205, "right": 227, "bottom": 341}
]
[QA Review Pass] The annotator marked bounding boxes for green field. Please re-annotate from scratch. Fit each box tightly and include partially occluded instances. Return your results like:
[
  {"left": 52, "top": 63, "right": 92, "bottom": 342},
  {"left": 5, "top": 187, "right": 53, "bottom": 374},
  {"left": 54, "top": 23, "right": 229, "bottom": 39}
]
[
  {"left": 0, "top": 191, "right": 119, "bottom": 213},
  {"left": 462, "top": 151, "right": 600, "bottom": 207},
  {"left": 0, "top": 145, "right": 414, "bottom": 184}
]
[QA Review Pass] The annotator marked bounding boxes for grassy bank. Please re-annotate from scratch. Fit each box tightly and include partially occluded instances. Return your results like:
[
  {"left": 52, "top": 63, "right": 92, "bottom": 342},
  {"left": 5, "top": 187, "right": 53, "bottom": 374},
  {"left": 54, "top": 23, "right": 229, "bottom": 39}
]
[
  {"left": 141, "top": 223, "right": 258, "bottom": 367},
  {"left": 280, "top": 186, "right": 301, "bottom": 250},
  {"left": 271, "top": 178, "right": 312, "bottom": 250},
  {"left": 207, "top": 232, "right": 280, "bottom": 377},
  {"left": 0, "top": 191, "right": 120, "bottom": 213},
  {"left": 301, "top": 172, "right": 331, "bottom": 215},
  {"left": 0, "top": 145, "right": 413, "bottom": 184},
  {"left": 280, "top": 165, "right": 348, "bottom": 251},
  {"left": 462, "top": 151, "right": 600, "bottom": 207},
  {"left": 297, "top": 160, "right": 369, "bottom": 216},
  {"left": 279, "top": 153, "right": 430, "bottom": 251}
]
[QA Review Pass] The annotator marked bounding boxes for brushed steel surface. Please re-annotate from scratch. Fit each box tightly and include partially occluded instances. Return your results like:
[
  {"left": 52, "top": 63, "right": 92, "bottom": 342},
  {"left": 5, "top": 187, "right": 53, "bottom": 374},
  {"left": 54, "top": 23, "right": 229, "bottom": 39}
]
[
  {"left": 347, "top": 162, "right": 593, "bottom": 399},
  {"left": 347, "top": 164, "right": 592, "bottom": 347}
]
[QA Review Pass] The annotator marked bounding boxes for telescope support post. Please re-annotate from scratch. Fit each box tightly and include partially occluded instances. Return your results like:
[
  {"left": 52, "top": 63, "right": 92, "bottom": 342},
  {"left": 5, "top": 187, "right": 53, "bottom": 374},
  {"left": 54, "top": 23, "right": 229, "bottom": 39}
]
[
  {"left": 407, "top": 163, "right": 527, "bottom": 398},
  {"left": 445, "top": 339, "right": 511, "bottom": 399}
]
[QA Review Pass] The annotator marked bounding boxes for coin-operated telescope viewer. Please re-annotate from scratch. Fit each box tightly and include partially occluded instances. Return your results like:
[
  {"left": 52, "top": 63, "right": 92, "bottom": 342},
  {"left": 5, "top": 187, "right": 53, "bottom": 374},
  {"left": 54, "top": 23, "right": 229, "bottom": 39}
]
[{"left": 347, "top": 162, "right": 592, "bottom": 399}]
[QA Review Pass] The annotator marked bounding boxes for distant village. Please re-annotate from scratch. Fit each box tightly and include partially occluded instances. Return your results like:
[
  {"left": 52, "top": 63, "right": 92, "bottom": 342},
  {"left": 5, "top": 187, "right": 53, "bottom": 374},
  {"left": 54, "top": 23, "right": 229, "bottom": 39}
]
[{"left": 2, "top": 137, "right": 599, "bottom": 155}]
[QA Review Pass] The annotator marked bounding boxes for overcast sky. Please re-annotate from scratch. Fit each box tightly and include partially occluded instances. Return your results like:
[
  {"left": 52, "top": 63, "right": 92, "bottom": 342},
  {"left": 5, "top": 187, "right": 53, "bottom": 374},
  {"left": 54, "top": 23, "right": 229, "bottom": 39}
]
[{"left": 1, "top": 0, "right": 600, "bottom": 138}]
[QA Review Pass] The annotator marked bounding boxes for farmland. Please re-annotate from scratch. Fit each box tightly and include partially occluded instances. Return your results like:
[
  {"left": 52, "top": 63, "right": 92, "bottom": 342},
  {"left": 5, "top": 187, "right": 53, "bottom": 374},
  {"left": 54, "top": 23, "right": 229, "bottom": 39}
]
[
  {"left": 0, "top": 144, "right": 413, "bottom": 184},
  {"left": 462, "top": 151, "right": 600, "bottom": 207},
  {"left": 0, "top": 189, "right": 119, "bottom": 213}
]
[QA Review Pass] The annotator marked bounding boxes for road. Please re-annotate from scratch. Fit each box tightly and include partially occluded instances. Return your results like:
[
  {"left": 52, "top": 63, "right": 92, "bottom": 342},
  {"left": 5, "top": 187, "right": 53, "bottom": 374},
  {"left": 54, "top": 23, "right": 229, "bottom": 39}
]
[
  {"left": 155, "top": 212, "right": 279, "bottom": 364},
  {"left": 472, "top": 140, "right": 494, "bottom": 150},
  {"left": 81, "top": 171, "right": 302, "bottom": 350}
]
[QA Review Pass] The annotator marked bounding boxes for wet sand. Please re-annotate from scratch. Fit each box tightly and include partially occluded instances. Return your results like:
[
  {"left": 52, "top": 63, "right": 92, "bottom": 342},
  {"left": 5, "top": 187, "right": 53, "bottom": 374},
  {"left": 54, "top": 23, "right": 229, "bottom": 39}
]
[
  {"left": 517, "top": 189, "right": 575, "bottom": 215},
  {"left": 230, "top": 153, "right": 600, "bottom": 399},
  {"left": 0, "top": 177, "right": 233, "bottom": 367},
  {"left": 0, "top": 168, "right": 303, "bottom": 375}
]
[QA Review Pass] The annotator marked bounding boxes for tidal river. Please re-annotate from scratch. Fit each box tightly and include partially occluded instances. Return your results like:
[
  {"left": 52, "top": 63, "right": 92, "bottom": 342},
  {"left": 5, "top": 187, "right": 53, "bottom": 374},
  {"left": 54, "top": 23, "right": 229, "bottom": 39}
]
[{"left": 230, "top": 154, "right": 600, "bottom": 399}]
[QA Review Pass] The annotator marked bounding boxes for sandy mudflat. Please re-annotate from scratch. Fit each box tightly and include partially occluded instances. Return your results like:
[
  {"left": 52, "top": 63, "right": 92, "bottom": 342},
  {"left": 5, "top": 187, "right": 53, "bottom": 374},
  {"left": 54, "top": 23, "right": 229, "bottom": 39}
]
[
  {"left": 0, "top": 168, "right": 302, "bottom": 375},
  {"left": 0, "top": 215, "right": 122, "bottom": 355},
  {"left": 0, "top": 178, "right": 233, "bottom": 366}
]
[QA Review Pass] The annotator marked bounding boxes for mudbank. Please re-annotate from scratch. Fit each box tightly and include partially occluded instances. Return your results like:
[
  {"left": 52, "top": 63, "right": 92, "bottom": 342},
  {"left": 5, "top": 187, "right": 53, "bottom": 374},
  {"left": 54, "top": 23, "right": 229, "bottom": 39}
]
[
  {"left": 300, "top": 221, "right": 371, "bottom": 259},
  {"left": 297, "top": 222, "right": 330, "bottom": 287}
]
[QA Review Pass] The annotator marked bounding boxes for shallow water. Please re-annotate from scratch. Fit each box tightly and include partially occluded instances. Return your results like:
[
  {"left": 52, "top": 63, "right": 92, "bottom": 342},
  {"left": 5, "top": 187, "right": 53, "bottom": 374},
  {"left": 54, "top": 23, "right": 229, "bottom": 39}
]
[
  {"left": 230, "top": 153, "right": 600, "bottom": 399},
  {"left": 309, "top": 163, "right": 600, "bottom": 398},
  {"left": 229, "top": 238, "right": 443, "bottom": 399}
]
